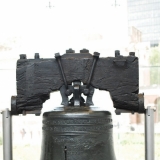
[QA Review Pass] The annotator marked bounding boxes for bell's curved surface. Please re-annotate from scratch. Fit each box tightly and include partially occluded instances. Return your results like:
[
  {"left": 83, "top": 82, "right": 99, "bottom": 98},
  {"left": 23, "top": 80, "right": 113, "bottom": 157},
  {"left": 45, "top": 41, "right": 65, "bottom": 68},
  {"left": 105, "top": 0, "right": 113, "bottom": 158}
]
[{"left": 40, "top": 107, "right": 116, "bottom": 160}]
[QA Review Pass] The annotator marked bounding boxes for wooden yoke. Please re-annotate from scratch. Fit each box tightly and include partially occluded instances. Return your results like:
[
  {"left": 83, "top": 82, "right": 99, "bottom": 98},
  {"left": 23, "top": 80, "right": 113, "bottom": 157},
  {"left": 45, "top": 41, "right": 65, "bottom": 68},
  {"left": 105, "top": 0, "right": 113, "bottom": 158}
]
[{"left": 11, "top": 49, "right": 144, "bottom": 115}]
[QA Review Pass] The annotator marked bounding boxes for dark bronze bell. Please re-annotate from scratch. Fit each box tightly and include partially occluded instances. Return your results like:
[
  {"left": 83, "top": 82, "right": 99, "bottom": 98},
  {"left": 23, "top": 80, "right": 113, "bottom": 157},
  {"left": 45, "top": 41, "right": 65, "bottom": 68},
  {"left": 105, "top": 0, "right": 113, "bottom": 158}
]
[
  {"left": 40, "top": 53, "right": 116, "bottom": 160},
  {"left": 40, "top": 106, "right": 116, "bottom": 160}
]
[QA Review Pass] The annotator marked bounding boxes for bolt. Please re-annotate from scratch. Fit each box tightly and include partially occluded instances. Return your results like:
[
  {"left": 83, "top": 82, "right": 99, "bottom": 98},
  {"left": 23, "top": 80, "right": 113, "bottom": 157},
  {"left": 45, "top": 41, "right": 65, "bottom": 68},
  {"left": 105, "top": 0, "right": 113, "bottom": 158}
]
[
  {"left": 80, "top": 48, "right": 89, "bottom": 53},
  {"left": 35, "top": 53, "right": 40, "bottom": 59},
  {"left": 83, "top": 88, "right": 89, "bottom": 95},
  {"left": 129, "top": 52, "right": 135, "bottom": 56},
  {"left": 55, "top": 53, "right": 61, "bottom": 58},
  {"left": 66, "top": 48, "right": 75, "bottom": 53},
  {"left": 93, "top": 52, "right": 100, "bottom": 58},
  {"left": 65, "top": 89, "right": 72, "bottom": 96},
  {"left": 115, "top": 50, "right": 120, "bottom": 57},
  {"left": 20, "top": 54, "right": 27, "bottom": 59}
]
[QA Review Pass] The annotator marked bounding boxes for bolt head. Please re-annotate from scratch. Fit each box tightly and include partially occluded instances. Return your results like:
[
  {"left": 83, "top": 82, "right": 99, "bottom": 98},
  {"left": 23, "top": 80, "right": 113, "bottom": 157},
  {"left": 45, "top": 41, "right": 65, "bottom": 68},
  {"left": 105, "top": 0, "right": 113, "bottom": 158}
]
[
  {"left": 20, "top": 54, "right": 27, "bottom": 59},
  {"left": 35, "top": 53, "right": 40, "bottom": 59},
  {"left": 129, "top": 52, "right": 135, "bottom": 56},
  {"left": 55, "top": 53, "right": 60, "bottom": 58},
  {"left": 80, "top": 48, "right": 89, "bottom": 53},
  {"left": 93, "top": 52, "right": 100, "bottom": 58},
  {"left": 66, "top": 48, "right": 75, "bottom": 53},
  {"left": 83, "top": 89, "right": 89, "bottom": 95},
  {"left": 115, "top": 50, "right": 120, "bottom": 57},
  {"left": 65, "top": 89, "right": 72, "bottom": 96}
]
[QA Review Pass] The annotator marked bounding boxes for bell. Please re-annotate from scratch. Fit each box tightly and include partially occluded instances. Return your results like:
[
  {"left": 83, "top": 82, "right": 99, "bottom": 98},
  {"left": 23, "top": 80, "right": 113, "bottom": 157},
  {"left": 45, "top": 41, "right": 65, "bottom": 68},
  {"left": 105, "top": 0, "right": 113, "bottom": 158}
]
[
  {"left": 11, "top": 50, "right": 143, "bottom": 160},
  {"left": 40, "top": 52, "right": 116, "bottom": 159},
  {"left": 40, "top": 106, "right": 116, "bottom": 160}
]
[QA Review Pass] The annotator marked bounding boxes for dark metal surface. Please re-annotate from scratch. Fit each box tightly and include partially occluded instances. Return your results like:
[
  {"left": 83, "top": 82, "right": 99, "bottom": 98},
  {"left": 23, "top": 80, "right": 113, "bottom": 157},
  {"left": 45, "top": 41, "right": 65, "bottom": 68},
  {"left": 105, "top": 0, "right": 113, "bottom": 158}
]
[
  {"left": 86, "top": 52, "right": 100, "bottom": 89},
  {"left": 12, "top": 49, "right": 144, "bottom": 114},
  {"left": 40, "top": 106, "right": 116, "bottom": 160},
  {"left": 55, "top": 53, "right": 69, "bottom": 90},
  {"left": 11, "top": 96, "right": 18, "bottom": 115},
  {"left": 10, "top": 49, "right": 146, "bottom": 160},
  {"left": 73, "top": 81, "right": 81, "bottom": 106}
]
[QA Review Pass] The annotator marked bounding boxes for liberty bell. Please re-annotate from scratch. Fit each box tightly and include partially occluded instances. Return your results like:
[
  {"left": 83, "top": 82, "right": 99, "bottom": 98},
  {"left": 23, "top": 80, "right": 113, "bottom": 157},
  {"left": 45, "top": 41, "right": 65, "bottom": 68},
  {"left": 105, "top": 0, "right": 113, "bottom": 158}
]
[{"left": 11, "top": 49, "right": 144, "bottom": 160}]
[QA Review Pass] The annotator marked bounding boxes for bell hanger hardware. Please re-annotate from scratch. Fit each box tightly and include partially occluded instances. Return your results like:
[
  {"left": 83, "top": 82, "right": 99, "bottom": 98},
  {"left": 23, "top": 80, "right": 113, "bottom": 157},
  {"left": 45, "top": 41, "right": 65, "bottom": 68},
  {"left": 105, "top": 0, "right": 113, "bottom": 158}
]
[
  {"left": 11, "top": 49, "right": 144, "bottom": 114},
  {"left": 55, "top": 51, "right": 99, "bottom": 107},
  {"left": 1, "top": 49, "right": 155, "bottom": 160}
]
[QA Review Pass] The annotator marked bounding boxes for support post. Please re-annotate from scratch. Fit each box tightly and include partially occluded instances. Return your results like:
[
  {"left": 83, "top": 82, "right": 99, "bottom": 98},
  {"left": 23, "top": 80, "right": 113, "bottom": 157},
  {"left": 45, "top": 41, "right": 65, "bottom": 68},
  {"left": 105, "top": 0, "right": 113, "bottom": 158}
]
[
  {"left": 116, "top": 107, "right": 155, "bottom": 160},
  {"left": 145, "top": 106, "right": 155, "bottom": 160},
  {"left": 2, "top": 108, "right": 13, "bottom": 160}
]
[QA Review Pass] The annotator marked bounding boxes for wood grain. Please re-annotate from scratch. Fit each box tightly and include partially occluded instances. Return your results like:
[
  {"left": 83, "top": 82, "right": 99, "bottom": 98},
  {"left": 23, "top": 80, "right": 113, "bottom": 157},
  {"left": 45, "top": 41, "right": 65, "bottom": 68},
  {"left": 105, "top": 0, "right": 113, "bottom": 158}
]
[{"left": 16, "top": 53, "right": 140, "bottom": 112}]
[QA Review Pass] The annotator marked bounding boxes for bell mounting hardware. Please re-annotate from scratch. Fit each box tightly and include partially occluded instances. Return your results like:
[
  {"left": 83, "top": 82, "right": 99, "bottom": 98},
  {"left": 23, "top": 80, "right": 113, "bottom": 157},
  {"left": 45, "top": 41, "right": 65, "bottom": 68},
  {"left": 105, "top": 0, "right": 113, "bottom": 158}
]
[
  {"left": 11, "top": 49, "right": 144, "bottom": 115},
  {"left": 1, "top": 49, "right": 155, "bottom": 160}
]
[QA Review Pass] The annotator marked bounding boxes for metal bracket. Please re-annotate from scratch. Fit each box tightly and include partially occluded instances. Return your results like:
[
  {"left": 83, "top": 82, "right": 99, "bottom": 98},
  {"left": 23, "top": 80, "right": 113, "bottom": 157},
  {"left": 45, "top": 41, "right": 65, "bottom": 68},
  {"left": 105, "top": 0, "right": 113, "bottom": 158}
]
[{"left": 57, "top": 52, "right": 99, "bottom": 107}]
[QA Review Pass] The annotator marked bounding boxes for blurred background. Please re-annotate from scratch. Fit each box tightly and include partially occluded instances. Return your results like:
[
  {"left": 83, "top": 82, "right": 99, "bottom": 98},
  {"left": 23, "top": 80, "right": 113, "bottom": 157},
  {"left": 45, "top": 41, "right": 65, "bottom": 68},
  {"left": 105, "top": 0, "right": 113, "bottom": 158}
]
[{"left": 0, "top": 0, "right": 160, "bottom": 159}]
